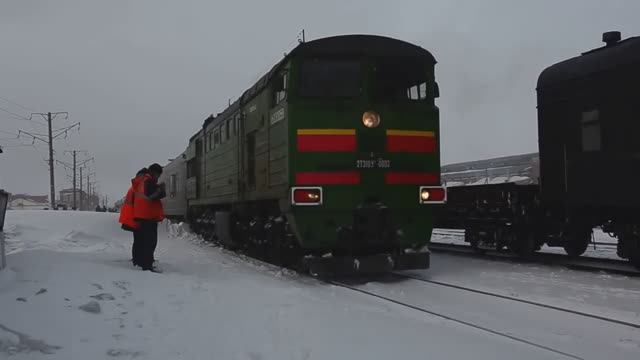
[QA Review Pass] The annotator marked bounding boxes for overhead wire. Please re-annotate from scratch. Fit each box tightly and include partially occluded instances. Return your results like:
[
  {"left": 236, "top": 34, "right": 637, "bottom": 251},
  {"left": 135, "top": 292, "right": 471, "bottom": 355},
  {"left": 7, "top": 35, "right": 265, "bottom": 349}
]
[
  {"left": 0, "top": 106, "right": 30, "bottom": 120},
  {"left": 0, "top": 96, "right": 35, "bottom": 112},
  {"left": 0, "top": 129, "right": 19, "bottom": 136}
]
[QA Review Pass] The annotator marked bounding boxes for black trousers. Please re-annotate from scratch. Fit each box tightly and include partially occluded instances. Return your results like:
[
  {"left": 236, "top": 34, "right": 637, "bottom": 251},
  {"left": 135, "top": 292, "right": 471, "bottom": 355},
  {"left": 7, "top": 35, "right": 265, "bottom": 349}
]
[
  {"left": 131, "top": 230, "right": 143, "bottom": 265},
  {"left": 137, "top": 221, "right": 158, "bottom": 269}
]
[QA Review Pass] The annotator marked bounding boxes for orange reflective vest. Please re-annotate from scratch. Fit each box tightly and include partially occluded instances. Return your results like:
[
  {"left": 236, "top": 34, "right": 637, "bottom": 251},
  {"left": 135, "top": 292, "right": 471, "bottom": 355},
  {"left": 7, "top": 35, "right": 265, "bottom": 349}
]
[
  {"left": 118, "top": 175, "right": 145, "bottom": 231},
  {"left": 133, "top": 174, "right": 165, "bottom": 222}
]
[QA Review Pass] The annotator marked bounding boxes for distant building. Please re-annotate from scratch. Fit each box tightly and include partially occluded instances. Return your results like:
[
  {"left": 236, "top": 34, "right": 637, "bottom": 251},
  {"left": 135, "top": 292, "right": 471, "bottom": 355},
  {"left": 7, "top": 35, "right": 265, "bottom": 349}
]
[
  {"left": 85, "top": 194, "right": 100, "bottom": 211},
  {"left": 8, "top": 194, "right": 49, "bottom": 210},
  {"left": 59, "top": 188, "right": 89, "bottom": 210},
  {"left": 441, "top": 153, "right": 540, "bottom": 187},
  {"left": 58, "top": 188, "right": 100, "bottom": 210}
]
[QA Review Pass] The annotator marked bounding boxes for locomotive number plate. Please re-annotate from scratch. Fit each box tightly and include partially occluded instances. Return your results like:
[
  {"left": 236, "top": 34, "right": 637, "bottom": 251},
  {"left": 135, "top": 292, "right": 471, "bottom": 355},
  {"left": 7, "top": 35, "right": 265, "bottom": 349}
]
[{"left": 356, "top": 159, "right": 391, "bottom": 169}]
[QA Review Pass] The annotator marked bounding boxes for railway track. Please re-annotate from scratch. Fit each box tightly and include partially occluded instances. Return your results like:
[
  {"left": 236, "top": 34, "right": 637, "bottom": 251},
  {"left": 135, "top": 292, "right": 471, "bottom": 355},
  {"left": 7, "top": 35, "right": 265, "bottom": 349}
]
[
  {"left": 433, "top": 229, "right": 618, "bottom": 247},
  {"left": 389, "top": 272, "right": 640, "bottom": 329},
  {"left": 329, "top": 279, "right": 585, "bottom": 360},
  {"left": 181, "top": 229, "right": 637, "bottom": 359},
  {"left": 428, "top": 241, "right": 640, "bottom": 277},
  {"left": 329, "top": 271, "right": 640, "bottom": 360}
]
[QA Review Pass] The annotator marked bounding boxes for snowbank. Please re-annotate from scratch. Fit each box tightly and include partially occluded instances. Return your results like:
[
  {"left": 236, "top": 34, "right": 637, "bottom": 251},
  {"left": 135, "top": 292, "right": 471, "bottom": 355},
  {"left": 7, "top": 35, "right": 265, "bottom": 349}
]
[{"left": 0, "top": 210, "right": 580, "bottom": 359}]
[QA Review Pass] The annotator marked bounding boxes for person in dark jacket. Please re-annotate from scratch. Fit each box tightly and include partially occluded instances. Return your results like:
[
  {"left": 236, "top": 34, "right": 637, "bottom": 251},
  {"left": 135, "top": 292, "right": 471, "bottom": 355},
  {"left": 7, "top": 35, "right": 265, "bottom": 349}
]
[{"left": 133, "top": 163, "right": 166, "bottom": 272}]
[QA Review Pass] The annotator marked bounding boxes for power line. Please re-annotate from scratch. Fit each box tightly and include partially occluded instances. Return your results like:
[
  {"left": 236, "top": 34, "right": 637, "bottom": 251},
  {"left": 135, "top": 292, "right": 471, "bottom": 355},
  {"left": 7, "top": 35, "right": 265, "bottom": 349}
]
[
  {"left": 17, "top": 112, "right": 74, "bottom": 209},
  {"left": 0, "top": 144, "right": 37, "bottom": 149},
  {"left": 0, "top": 96, "right": 34, "bottom": 112},
  {"left": 0, "top": 130, "right": 19, "bottom": 137},
  {"left": 0, "top": 106, "right": 29, "bottom": 120},
  {"left": 1, "top": 106, "right": 48, "bottom": 126}
]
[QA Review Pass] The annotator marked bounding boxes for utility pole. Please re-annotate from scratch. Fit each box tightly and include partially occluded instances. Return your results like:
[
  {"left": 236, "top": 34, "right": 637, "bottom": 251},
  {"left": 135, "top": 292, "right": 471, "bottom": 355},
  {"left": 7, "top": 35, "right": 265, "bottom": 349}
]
[
  {"left": 83, "top": 170, "right": 95, "bottom": 211},
  {"left": 79, "top": 166, "right": 83, "bottom": 210},
  {"left": 72, "top": 150, "right": 76, "bottom": 208},
  {"left": 48, "top": 113, "right": 54, "bottom": 208},
  {"left": 18, "top": 112, "right": 76, "bottom": 209},
  {"left": 57, "top": 152, "right": 93, "bottom": 210},
  {"left": 86, "top": 173, "right": 96, "bottom": 210}
]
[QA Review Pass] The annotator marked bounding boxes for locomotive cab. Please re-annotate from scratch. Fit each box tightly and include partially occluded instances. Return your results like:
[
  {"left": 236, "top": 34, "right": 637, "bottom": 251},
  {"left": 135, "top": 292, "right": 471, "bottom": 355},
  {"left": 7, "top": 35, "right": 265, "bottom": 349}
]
[
  {"left": 283, "top": 36, "right": 443, "bottom": 272},
  {"left": 183, "top": 35, "right": 443, "bottom": 275}
]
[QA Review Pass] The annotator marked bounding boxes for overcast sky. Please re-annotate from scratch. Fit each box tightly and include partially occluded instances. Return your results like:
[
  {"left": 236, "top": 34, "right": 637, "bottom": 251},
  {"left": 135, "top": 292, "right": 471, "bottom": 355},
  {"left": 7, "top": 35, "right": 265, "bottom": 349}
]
[{"left": 1, "top": 0, "right": 638, "bottom": 205}]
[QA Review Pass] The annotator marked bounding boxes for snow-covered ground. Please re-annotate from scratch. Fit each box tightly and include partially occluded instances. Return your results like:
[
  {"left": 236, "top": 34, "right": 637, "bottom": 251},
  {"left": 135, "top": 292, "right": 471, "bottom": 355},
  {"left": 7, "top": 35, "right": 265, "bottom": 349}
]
[
  {"left": 1, "top": 210, "right": 639, "bottom": 359},
  {"left": 432, "top": 228, "right": 620, "bottom": 260}
]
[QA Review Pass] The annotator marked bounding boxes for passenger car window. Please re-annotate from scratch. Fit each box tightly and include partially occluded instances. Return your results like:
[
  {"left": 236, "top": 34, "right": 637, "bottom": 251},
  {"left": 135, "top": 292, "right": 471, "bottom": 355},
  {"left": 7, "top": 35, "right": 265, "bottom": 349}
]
[
  {"left": 170, "top": 174, "right": 177, "bottom": 195},
  {"left": 581, "top": 109, "right": 601, "bottom": 152}
]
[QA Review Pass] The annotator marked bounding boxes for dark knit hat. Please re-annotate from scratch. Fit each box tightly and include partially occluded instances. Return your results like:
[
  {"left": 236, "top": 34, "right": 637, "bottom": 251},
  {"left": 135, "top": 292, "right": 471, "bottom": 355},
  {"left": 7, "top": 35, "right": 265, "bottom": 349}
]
[{"left": 148, "top": 163, "right": 163, "bottom": 175}]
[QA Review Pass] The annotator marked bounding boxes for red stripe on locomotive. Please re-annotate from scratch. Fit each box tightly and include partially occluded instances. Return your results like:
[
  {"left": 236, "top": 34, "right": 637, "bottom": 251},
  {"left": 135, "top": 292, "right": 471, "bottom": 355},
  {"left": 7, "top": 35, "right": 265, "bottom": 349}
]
[
  {"left": 297, "top": 134, "right": 356, "bottom": 152},
  {"left": 295, "top": 172, "right": 361, "bottom": 185},
  {"left": 386, "top": 135, "right": 436, "bottom": 153}
]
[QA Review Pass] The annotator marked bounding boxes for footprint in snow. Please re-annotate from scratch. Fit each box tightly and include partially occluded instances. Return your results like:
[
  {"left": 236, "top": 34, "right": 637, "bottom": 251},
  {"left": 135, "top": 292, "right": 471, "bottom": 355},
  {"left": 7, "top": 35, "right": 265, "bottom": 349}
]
[
  {"left": 16, "top": 298, "right": 27, "bottom": 302},
  {"left": 90, "top": 293, "right": 115, "bottom": 301},
  {"left": 106, "top": 348, "right": 143, "bottom": 358},
  {"left": 91, "top": 283, "right": 104, "bottom": 290},
  {"left": 78, "top": 301, "right": 101, "bottom": 314},
  {"left": 112, "top": 281, "right": 129, "bottom": 291},
  {"left": 0, "top": 323, "right": 62, "bottom": 355},
  {"left": 618, "top": 338, "right": 640, "bottom": 349}
]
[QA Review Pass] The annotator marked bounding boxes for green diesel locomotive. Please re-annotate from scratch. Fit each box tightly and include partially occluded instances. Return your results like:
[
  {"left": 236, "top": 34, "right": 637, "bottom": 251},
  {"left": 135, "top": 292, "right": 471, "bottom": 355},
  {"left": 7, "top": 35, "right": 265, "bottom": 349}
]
[{"left": 162, "top": 35, "right": 444, "bottom": 274}]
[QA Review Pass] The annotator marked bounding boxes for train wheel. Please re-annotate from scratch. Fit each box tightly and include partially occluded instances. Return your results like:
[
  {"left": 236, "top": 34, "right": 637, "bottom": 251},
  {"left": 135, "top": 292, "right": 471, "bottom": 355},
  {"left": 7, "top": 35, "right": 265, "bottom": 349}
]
[
  {"left": 623, "top": 227, "right": 640, "bottom": 269},
  {"left": 465, "top": 228, "right": 485, "bottom": 254},
  {"left": 563, "top": 225, "right": 591, "bottom": 258},
  {"left": 511, "top": 230, "right": 535, "bottom": 258}
]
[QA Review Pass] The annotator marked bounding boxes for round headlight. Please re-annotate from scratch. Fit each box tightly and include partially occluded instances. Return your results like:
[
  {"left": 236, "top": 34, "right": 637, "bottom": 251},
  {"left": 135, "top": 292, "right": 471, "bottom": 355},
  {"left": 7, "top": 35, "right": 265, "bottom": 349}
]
[
  {"left": 362, "top": 111, "right": 381, "bottom": 128},
  {"left": 420, "top": 189, "right": 431, "bottom": 201}
]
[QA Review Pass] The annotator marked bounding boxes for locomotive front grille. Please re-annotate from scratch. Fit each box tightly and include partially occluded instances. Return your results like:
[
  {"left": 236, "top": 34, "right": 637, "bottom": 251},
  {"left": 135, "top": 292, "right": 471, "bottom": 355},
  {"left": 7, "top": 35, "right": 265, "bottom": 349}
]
[{"left": 352, "top": 203, "right": 396, "bottom": 246}]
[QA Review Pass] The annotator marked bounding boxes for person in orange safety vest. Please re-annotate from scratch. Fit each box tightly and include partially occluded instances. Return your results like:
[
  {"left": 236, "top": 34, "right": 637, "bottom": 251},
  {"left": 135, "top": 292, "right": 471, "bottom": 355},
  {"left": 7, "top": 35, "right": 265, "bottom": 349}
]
[
  {"left": 118, "top": 168, "right": 148, "bottom": 267},
  {"left": 133, "top": 163, "right": 166, "bottom": 272}
]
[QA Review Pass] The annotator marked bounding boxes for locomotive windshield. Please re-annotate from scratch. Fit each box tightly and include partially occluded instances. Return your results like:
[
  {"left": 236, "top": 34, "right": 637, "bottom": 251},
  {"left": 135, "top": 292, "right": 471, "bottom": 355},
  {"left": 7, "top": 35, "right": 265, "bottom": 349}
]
[
  {"left": 372, "top": 58, "right": 430, "bottom": 102},
  {"left": 298, "top": 58, "right": 361, "bottom": 97}
]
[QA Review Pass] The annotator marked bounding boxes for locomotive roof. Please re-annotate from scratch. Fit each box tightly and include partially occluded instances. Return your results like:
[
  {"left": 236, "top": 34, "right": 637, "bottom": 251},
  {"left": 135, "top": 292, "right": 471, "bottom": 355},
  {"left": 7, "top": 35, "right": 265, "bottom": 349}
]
[
  {"left": 537, "top": 35, "right": 640, "bottom": 89},
  {"left": 291, "top": 34, "right": 436, "bottom": 60},
  {"left": 189, "top": 127, "right": 203, "bottom": 142},
  {"left": 201, "top": 35, "right": 436, "bottom": 129}
]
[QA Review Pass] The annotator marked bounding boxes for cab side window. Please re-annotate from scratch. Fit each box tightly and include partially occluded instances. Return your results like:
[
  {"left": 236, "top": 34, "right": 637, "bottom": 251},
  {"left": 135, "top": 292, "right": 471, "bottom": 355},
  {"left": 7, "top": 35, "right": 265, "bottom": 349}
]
[
  {"left": 214, "top": 127, "right": 221, "bottom": 149},
  {"left": 407, "top": 82, "right": 428, "bottom": 100},
  {"left": 272, "top": 72, "right": 287, "bottom": 106},
  {"left": 169, "top": 174, "right": 177, "bottom": 195}
]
